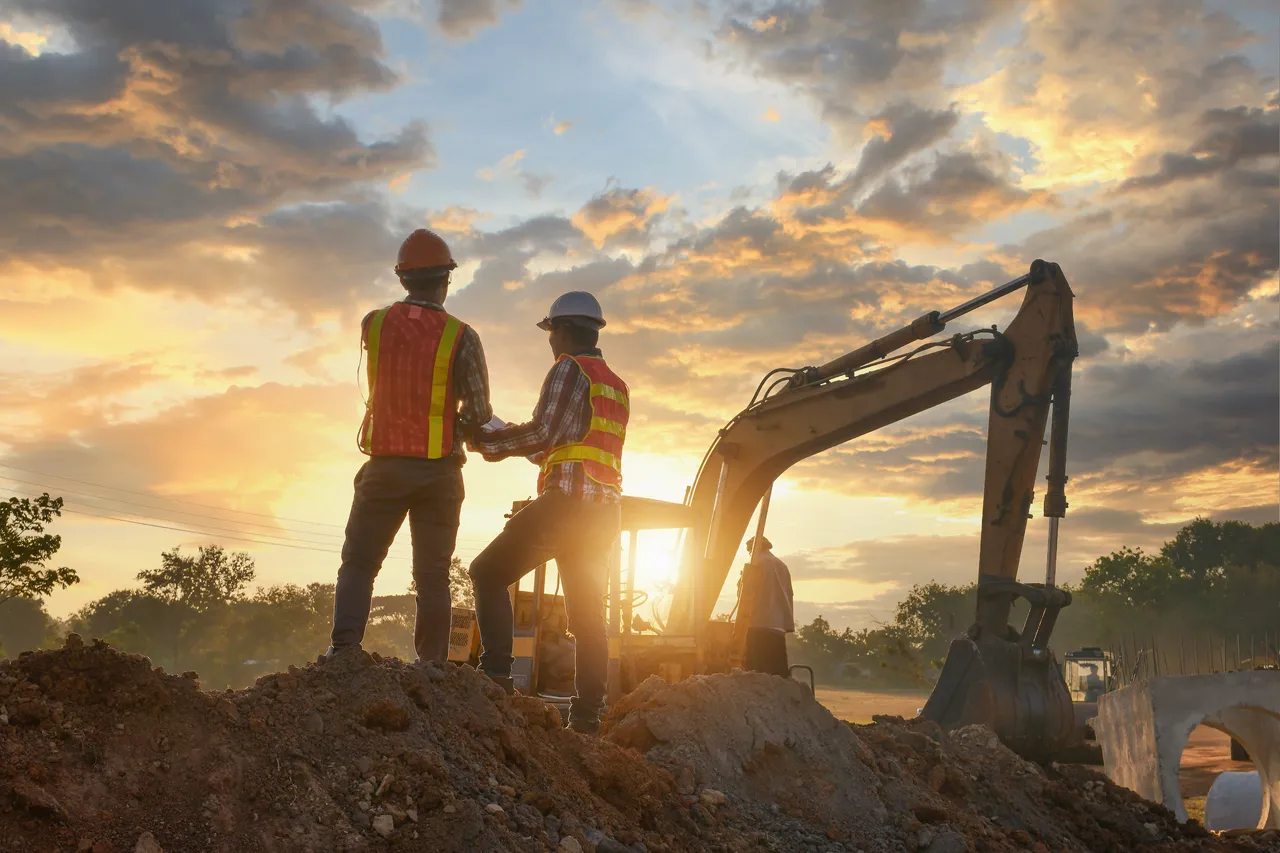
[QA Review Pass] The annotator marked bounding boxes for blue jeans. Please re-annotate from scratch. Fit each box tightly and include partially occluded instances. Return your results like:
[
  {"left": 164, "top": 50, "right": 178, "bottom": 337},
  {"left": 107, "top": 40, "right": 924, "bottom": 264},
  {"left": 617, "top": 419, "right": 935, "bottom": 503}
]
[{"left": 468, "top": 490, "right": 619, "bottom": 722}]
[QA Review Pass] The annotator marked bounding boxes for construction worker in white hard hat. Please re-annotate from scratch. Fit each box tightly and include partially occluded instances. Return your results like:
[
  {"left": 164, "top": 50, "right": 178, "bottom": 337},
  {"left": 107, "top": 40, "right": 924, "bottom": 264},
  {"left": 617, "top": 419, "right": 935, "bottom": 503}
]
[
  {"left": 468, "top": 290, "right": 628, "bottom": 735},
  {"left": 327, "top": 229, "right": 494, "bottom": 663}
]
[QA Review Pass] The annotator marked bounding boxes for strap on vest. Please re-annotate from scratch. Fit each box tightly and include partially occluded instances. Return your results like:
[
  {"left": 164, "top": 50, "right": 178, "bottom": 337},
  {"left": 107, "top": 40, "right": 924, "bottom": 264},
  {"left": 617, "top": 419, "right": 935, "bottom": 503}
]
[
  {"left": 359, "top": 306, "right": 393, "bottom": 452},
  {"left": 590, "top": 382, "right": 629, "bottom": 410},
  {"left": 589, "top": 415, "right": 626, "bottom": 438},
  {"left": 427, "top": 316, "right": 464, "bottom": 458},
  {"left": 542, "top": 444, "right": 621, "bottom": 472},
  {"left": 365, "top": 307, "right": 392, "bottom": 403}
]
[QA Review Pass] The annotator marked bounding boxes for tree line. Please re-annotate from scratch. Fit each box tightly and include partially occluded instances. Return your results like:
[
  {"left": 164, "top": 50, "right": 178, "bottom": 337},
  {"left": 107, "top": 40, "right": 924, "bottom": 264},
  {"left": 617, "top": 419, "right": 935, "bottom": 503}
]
[
  {"left": 0, "top": 494, "right": 475, "bottom": 688},
  {"left": 1, "top": 493, "right": 1277, "bottom": 690},
  {"left": 785, "top": 517, "right": 1279, "bottom": 687}
]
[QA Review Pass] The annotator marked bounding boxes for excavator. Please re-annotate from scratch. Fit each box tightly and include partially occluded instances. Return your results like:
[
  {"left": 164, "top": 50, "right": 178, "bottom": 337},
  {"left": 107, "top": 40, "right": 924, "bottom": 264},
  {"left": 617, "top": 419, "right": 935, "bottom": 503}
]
[{"left": 450, "top": 259, "right": 1082, "bottom": 762}]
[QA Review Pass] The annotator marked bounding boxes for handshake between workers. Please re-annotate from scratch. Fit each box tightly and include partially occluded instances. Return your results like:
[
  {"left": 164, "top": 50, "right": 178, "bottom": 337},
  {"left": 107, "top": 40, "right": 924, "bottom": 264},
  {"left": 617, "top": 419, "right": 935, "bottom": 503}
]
[{"left": 326, "top": 226, "right": 629, "bottom": 737}]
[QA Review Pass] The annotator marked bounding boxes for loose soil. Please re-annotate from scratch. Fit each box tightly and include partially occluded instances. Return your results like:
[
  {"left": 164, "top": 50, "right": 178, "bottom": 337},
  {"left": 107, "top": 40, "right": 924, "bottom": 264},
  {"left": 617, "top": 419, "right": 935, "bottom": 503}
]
[{"left": 1, "top": 637, "right": 1275, "bottom": 853}]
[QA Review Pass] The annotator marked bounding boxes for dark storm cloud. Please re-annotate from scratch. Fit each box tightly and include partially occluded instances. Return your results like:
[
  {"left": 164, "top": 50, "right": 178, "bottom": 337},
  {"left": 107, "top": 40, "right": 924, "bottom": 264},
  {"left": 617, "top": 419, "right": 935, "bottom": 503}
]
[
  {"left": 784, "top": 341, "right": 1280, "bottom": 506},
  {"left": 1119, "top": 107, "right": 1280, "bottom": 192},
  {"left": 849, "top": 102, "right": 961, "bottom": 188},
  {"left": 1071, "top": 344, "right": 1280, "bottom": 476},
  {"left": 716, "top": 0, "right": 1018, "bottom": 132},
  {"left": 854, "top": 150, "right": 1048, "bottom": 235},
  {"left": 774, "top": 101, "right": 962, "bottom": 206},
  {"left": 0, "top": 0, "right": 429, "bottom": 313}
]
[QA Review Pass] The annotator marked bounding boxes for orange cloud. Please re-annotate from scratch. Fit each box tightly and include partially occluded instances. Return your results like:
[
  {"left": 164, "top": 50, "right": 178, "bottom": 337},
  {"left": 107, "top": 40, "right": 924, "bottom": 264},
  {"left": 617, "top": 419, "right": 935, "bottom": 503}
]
[
  {"left": 571, "top": 187, "right": 674, "bottom": 249},
  {"left": 477, "top": 149, "right": 527, "bottom": 180}
]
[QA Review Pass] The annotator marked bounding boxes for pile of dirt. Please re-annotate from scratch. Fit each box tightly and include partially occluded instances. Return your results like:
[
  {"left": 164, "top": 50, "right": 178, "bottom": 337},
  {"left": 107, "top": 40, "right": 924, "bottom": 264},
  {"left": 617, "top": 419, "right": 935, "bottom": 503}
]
[
  {"left": 0, "top": 638, "right": 1274, "bottom": 853},
  {"left": 604, "top": 674, "right": 1277, "bottom": 853}
]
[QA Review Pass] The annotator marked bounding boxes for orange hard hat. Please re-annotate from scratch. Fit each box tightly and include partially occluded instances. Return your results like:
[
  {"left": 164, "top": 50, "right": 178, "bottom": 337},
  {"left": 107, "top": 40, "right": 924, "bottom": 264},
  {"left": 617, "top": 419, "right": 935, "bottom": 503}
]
[{"left": 395, "top": 229, "right": 457, "bottom": 275}]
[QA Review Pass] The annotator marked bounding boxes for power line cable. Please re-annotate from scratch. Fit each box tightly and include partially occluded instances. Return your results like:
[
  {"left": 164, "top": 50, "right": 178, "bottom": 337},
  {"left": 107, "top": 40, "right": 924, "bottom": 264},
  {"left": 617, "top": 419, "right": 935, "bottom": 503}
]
[
  {"left": 0, "top": 474, "right": 347, "bottom": 542},
  {"left": 4, "top": 485, "right": 487, "bottom": 565},
  {"left": 2, "top": 483, "right": 354, "bottom": 550},
  {"left": 29, "top": 500, "right": 356, "bottom": 556},
  {"left": 0, "top": 469, "right": 496, "bottom": 549},
  {"left": 0, "top": 463, "right": 350, "bottom": 531}
]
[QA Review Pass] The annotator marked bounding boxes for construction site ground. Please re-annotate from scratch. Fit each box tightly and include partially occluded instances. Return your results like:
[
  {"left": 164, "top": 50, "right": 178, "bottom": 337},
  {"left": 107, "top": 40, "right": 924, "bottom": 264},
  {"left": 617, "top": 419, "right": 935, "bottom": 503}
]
[
  {"left": 2, "top": 638, "right": 1276, "bottom": 853},
  {"left": 818, "top": 689, "right": 1259, "bottom": 828},
  {"left": 815, "top": 688, "right": 931, "bottom": 725}
]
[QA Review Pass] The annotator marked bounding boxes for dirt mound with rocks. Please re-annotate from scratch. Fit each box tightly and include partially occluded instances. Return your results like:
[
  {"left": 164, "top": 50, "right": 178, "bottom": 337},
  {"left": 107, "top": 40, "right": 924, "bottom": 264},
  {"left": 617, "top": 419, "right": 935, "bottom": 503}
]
[
  {"left": 0, "top": 637, "right": 1273, "bottom": 853},
  {"left": 603, "top": 674, "right": 1277, "bottom": 853}
]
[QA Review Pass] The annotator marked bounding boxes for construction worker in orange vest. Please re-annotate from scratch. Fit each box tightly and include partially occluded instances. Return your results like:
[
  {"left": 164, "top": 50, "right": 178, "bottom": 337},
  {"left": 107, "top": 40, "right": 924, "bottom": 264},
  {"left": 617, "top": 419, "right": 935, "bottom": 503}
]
[
  {"left": 469, "top": 291, "right": 628, "bottom": 735},
  {"left": 327, "top": 229, "right": 493, "bottom": 662}
]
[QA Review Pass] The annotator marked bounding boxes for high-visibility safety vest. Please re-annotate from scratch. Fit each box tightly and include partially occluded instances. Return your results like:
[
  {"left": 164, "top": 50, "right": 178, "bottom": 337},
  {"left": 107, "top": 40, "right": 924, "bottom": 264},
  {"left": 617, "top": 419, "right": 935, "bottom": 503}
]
[
  {"left": 537, "top": 354, "right": 629, "bottom": 493},
  {"left": 357, "top": 302, "right": 466, "bottom": 459}
]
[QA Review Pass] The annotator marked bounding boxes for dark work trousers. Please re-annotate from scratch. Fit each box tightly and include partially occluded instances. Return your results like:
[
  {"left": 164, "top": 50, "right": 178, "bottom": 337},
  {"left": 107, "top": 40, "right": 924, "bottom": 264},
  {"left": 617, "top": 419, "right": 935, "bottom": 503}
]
[
  {"left": 330, "top": 456, "right": 463, "bottom": 662},
  {"left": 745, "top": 628, "right": 789, "bottom": 677},
  {"left": 467, "top": 490, "right": 620, "bottom": 722}
]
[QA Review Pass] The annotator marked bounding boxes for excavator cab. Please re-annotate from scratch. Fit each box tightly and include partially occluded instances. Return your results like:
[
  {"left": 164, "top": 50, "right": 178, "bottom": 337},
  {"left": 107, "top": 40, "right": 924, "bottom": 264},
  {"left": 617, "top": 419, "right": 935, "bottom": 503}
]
[{"left": 1064, "top": 647, "right": 1114, "bottom": 702}]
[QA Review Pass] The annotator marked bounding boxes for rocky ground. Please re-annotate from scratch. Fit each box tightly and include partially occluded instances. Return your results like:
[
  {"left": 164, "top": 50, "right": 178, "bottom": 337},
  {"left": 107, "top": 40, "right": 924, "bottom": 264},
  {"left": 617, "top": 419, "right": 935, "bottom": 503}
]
[{"left": 1, "top": 637, "right": 1275, "bottom": 852}]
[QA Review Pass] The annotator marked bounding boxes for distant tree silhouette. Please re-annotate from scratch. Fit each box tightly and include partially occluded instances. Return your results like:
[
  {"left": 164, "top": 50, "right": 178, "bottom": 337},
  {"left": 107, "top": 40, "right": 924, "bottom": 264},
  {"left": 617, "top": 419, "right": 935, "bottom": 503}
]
[{"left": 0, "top": 494, "right": 78, "bottom": 605}]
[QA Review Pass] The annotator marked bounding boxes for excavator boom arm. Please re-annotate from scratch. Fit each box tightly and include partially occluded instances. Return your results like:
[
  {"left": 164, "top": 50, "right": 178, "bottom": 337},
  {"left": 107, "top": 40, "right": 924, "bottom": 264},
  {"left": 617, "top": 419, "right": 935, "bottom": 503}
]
[
  {"left": 664, "top": 335, "right": 1005, "bottom": 633},
  {"left": 664, "top": 261, "right": 1078, "bottom": 647}
]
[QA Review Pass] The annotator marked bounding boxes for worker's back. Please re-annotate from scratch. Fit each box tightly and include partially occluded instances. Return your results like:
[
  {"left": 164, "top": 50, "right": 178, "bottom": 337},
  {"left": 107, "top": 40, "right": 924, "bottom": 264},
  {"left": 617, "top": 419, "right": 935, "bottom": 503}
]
[
  {"left": 747, "top": 549, "right": 794, "bottom": 634},
  {"left": 358, "top": 301, "right": 466, "bottom": 459}
]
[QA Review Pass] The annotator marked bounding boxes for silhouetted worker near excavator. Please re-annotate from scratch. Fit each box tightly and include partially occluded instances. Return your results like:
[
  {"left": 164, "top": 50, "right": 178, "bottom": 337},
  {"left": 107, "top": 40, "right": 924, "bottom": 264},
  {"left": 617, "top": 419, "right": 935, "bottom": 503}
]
[
  {"left": 468, "top": 291, "right": 628, "bottom": 735},
  {"left": 327, "top": 229, "right": 493, "bottom": 663},
  {"left": 741, "top": 536, "right": 795, "bottom": 677}
]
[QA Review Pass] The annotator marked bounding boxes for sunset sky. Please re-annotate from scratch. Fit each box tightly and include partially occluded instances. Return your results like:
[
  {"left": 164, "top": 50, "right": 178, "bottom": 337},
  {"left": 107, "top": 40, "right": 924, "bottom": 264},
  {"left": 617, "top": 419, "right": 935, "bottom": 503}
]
[{"left": 2, "top": 0, "right": 1277, "bottom": 632}]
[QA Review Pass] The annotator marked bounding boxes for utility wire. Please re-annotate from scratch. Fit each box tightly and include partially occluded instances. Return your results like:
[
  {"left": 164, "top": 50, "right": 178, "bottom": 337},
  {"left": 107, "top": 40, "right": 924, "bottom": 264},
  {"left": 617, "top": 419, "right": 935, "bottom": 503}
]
[
  {"left": 0, "top": 469, "right": 496, "bottom": 550},
  {"left": 0, "top": 487, "right": 504, "bottom": 567},
  {"left": 24, "top": 498, "right": 359, "bottom": 556},
  {"left": 1, "top": 485, "right": 482, "bottom": 563},
  {"left": 2, "top": 485, "right": 487, "bottom": 564},
  {"left": 0, "top": 474, "right": 347, "bottom": 542},
  {"left": 0, "top": 463, "right": 350, "bottom": 531},
  {"left": 2, "top": 484, "right": 361, "bottom": 553}
]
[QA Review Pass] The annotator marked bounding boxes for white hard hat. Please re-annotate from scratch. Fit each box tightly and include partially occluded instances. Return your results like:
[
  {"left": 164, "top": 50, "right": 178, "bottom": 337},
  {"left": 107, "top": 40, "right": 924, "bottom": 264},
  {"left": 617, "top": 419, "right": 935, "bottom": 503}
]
[{"left": 537, "top": 291, "right": 606, "bottom": 330}]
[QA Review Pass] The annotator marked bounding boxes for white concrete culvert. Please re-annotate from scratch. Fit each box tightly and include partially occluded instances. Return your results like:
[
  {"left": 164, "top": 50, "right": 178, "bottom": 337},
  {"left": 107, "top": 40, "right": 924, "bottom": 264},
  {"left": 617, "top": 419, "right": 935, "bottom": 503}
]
[
  {"left": 1205, "top": 771, "right": 1264, "bottom": 832},
  {"left": 1094, "top": 670, "right": 1280, "bottom": 828}
]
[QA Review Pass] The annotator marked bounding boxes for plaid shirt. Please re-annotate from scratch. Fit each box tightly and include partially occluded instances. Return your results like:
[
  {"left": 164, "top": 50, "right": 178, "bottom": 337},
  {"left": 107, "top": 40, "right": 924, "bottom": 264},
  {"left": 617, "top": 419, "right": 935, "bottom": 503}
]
[
  {"left": 361, "top": 298, "right": 493, "bottom": 461},
  {"left": 474, "top": 348, "right": 621, "bottom": 503}
]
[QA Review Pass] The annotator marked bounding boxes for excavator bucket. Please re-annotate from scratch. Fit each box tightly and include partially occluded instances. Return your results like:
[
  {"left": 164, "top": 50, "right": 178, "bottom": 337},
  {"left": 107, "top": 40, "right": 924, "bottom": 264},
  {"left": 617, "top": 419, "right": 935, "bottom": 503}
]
[{"left": 921, "top": 581, "right": 1078, "bottom": 762}]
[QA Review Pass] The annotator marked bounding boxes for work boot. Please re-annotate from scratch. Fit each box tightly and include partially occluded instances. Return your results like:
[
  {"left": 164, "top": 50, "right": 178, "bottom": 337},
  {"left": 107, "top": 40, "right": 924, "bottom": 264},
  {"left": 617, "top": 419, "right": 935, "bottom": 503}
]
[
  {"left": 320, "top": 644, "right": 359, "bottom": 663},
  {"left": 484, "top": 673, "right": 516, "bottom": 696},
  {"left": 567, "top": 715, "right": 600, "bottom": 736}
]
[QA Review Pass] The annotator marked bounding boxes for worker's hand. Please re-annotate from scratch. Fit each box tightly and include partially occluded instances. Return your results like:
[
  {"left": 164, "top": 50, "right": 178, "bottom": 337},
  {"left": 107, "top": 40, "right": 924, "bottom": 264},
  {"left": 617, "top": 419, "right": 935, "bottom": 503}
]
[
  {"left": 480, "top": 415, "right": 508, "bottom": 433},
  {"left": 481, "top": 450, "right": 504, "bottom": 463}
]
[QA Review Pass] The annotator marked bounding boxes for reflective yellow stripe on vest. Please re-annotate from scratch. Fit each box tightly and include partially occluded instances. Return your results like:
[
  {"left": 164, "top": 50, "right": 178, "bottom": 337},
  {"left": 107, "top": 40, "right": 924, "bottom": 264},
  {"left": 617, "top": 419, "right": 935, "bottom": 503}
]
[
  {"left": 590, "top": 382, "right": 629, "bottom": 410},
  {"left": 427, "top": 316, "right": 464, "bottom": 458},
  {"left": 360, "top": 307, "right": 393, "bottom": 451},
  {"left": 542, "top": 444, "right": 621, "bottom": 473},
  {"left": 589, "top": 415, "right": 626, "bottom": 438}
]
